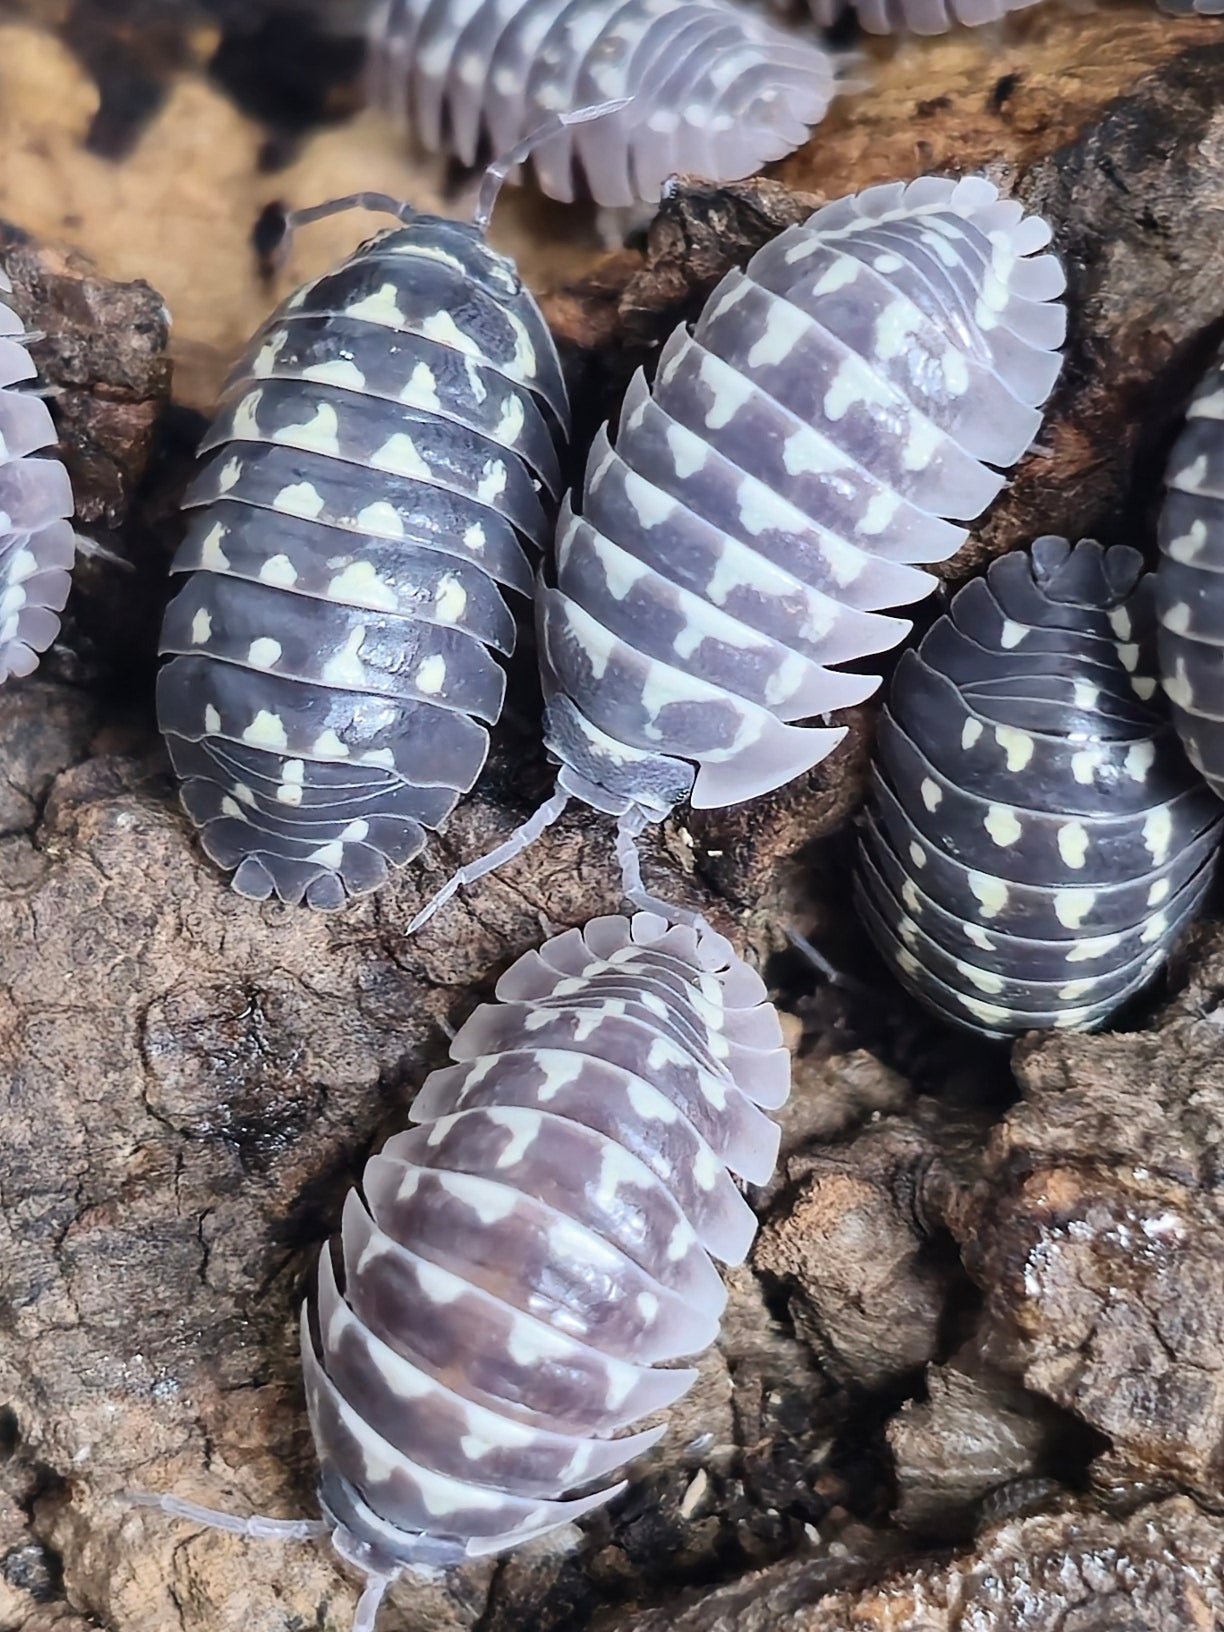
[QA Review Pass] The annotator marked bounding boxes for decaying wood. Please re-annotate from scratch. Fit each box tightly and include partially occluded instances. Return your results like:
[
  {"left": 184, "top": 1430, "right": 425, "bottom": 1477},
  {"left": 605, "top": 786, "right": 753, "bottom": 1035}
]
[{"left": 1, "top": 6, "right": 1224, "bottom": 1632}]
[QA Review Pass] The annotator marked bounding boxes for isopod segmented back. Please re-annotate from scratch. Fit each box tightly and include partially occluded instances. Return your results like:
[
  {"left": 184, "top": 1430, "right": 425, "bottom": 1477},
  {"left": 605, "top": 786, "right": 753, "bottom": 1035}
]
[
  {"left": 539, "top": 175, "right": 1067, "bottom": 823},
  {"left": 305, "top": 912, "right": 788, "bottom": 1583},
  {"left": 858, "top": 537, "right": 1224, "bottom": 1038},
  {"left": 157, "top": 211, "right": 568, "bottom": 910},
  {"left": 1156, "top": 338, "right": 1224, "bottom": 797},
  {"left": 0, "top": 266, "right": 75, "bottom": 686},
  {"left": 369, "top": 0, "right": 836, "bottom": 208}
]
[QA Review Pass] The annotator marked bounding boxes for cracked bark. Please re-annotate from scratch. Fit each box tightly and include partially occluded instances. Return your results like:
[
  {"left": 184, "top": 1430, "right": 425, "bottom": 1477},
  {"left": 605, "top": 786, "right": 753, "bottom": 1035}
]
[{"left": 2, "top": 7, "right": 1224, "bottom": 1632}]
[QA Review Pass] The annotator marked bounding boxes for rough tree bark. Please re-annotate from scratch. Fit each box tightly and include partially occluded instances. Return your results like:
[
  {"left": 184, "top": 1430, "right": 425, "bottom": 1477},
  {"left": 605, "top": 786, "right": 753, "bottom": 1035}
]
[{"left": 0, "top": 6, "right": 1223, "bottom": 1632}]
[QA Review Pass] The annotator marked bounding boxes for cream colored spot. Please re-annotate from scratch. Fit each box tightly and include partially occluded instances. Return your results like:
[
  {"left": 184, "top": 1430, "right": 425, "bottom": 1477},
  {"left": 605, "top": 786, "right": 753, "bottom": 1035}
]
[
  {"left": 243, "top": 710, "right": 288, "bottom": 751},
  {"left": 357, "top": 501, "right": 405, "bottom": 538},
  {"left": 968, "top": 871, "right": 1009, "bottom": 919},
  {"left": 303, "top": 358, "right": 366, "bottom": 391},
  {"left": 328, "top": 560, "right": 397, "bottom": 611},
  {"left": 434, "top": 575, "right": 468, "bottom": 623},
  {"left": 1147, "top": 878, "right": 1170, "bottom": 907},
  {"left": 247, "top": 637, "right": 282, "bottom": 669},
  {"left": 1124, "top": 741, "right": 1156, "bottom": 782},
  {"left": 233, "top": 390, "right": 263, "bottom": 437},
  {"left": 313, "top": 728, "right": 350, "bottom": 758},
  {"left": 199, "top": 523, "right": 230, "bottom": 571},
  {"left": 218, "top": 457, "right": 242, "bottom": 492},
  {"left": 1143, "top": 807, "right": 1173, "bottom": 865},
  {"left": 416, "top": 655, "right": 447, "bottom": 695},
  {"left": 1071, "top": 749, "right": 1098, "bottom": 786},
  {"left": 190, "top": 609, "right": 212, "bottom": 644},
  {"left": 272, "top": 482, "right": 325, "bottom": 520},
  {"left": 959, "top": 962, "right": 1004, "bottom": 995},
  {"left": 477, "top": 462, "right": 508, "bottom": 503},
  {"left": 1054, "top": 888, "right": 1094, "bottom": 929},
  {"left": 920, "top": 778, "right": 942, "bottom": 812},
  {"left": 322, "top": 626, "right": 367, "bottom": 688},
  {"left": 203, "top": 704, "right": 221, "bottom": 733},
  {"left": 984, "top": 805, "right": 1022, "bottom": 847},
  {"left": 372, "top": 433, "right": 431, "bottom": 481},
  {"left": 999, "top": 620, "right": 1027, "bottom": 649},
  {"left": 259, "top": 554, "right": 298, "bottom": 588},
  {"left": 995, "top": 725, "right": 1035, "bottom": 773},
  {"left": 1057, "top": 822, "right": 1089, "bottom": 869},
  {"left": 347, "top": 282, "right": 405, "bottom": 326},
  {"left": 274, "top": 401, "right": 340, "bottom": 457},
  {"left": 909, "top": 841, "right": 926, "bottom": 868},
  {"left": 962, "top": 718, "right": 982, "bottom": 750}
]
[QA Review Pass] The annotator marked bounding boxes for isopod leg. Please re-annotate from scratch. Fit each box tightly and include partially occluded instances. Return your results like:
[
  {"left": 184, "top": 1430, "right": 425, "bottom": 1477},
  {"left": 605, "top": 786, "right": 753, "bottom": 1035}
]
[
  {"left": 405, "top": 787, "right": 571, "bottom": 934},
  {"left": 127, "top": 1490, "right": 331, "bottom": 1543}
]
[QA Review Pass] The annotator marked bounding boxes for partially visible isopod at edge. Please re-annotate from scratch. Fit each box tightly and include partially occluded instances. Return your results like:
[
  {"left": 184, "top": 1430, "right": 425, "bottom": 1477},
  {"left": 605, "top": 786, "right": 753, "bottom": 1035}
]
[
  {"left": 0, "top": 263, "right": 75, "bottom": 686},
  {"left": 859, "top": 537, "right": 1224, "bottom": 1039},
  {"left": 800, "top": 0, "right": 1039, "bottom": 34},
  {"left": 1156, "top": 337, "right": 1224, "bottom": 798},
  {"left": 368, "top": 0, "right": 836, "bottom": 208}
]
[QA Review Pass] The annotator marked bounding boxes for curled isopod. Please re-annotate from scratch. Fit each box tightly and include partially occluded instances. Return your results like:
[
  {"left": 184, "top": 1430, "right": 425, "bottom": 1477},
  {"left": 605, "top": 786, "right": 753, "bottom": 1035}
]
[
  {"left": 409, "top": 173, "right": 1067, "bottom": 933},
  {"left": 137, "top": 911, "right": 790, "bottom": 1628},
  {"left": 0, "top": 264, "right": 75, "bottom": 685},
  {"left": 368, "top": 0, "right": 837, "bottom": 208},
  {"left": 858, "top": 538, "right": 1224, "bottom": 1038}
]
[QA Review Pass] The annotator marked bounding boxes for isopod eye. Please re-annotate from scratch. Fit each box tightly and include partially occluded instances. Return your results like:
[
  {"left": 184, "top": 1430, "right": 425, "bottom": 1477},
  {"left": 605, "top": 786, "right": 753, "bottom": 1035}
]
[{"left": 859, "top": 537, "right": 1224, "bottom": 1039}]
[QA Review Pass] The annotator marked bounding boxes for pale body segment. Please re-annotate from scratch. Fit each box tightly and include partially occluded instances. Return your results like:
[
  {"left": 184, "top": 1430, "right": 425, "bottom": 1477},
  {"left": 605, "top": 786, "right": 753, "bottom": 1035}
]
[
  {"left": 0, "top": 266, "right": 75, "bottom": 685},
  {"left": 157, "top": 212, "right": 569, "bottom": 910},
  {"left": 1156, "top": 339, "right": 1224, "bottom": 795},
  {"left": 858, "top": 538, "right": 1224, "bottom": 1040},
  {"left": 368, "top": 0, "right": 835, "bottom": 208}
]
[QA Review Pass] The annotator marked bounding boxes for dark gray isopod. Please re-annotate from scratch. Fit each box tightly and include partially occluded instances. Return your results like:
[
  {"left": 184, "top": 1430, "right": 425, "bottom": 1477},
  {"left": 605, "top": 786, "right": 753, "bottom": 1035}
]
[
  {"left": 137, "top": 912, "right": 790, "bottom": 1631},
  {"left": 408, "top": 174, "right": 1067, "bottom": 932},
  {"left": 858, "top": 537, "right": 1224, "bottom": 1038},
  {"left": 0, "top": 265, "right": 75, "bottom": 686},
  {"left": 1157, "top": 339, "right": 1224, "bottom": 794},
  {"left": 156, "top": 187, "right": 570, "bottom": 910}
]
